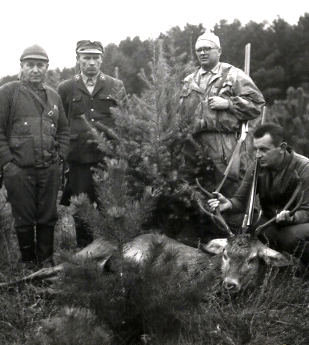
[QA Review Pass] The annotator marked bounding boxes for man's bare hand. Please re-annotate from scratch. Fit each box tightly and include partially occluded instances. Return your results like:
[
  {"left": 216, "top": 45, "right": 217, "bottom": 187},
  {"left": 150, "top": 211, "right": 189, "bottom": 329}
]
[
  {"left": 208, "top": 192, "right": 232, "bottom": 213},
  {"left": 276, "top": 210, "right": 294, "bottom": 223},
  {"left": 208, "top": 96, "right": 229, "bottom": 110}
]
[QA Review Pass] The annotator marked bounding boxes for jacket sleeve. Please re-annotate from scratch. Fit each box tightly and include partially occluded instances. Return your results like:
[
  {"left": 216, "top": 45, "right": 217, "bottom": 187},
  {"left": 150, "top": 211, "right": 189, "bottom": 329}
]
[
  {"left": 228, "top": 68, "right": 265, "bottom": 121},
  {"left": 57, "top": 82, "right": 70, "bottom": 117},
  {"left": 56, "top": 98, "right": 70, "bottom": 160},
  {"left": 0, "top": 84, "right": 14, "bottom": 167},
  {"left": 292, "top": 163, "right": 309, "bottom": 224}
]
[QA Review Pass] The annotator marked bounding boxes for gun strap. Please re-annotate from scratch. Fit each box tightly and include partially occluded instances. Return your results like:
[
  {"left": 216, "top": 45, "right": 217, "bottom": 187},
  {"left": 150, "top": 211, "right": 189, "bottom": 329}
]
[
  {"left": 215, "top": 67, "right": 231, "bottom": 165},
  {"left": 215, "top": 67, "right": 231, "bottom": 97}
]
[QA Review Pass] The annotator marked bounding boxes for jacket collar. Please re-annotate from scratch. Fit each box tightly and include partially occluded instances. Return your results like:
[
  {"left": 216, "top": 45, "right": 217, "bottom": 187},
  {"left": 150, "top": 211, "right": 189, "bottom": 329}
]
[
  {"left": 74, "top": 71, "right": 106, "bottom": 96},
  {"left": 191, "top": 62, "right": 226, "bottom": 93},
  {"left": 92, "top": 71, "right": 106, "bottom": 97},
  {"left": 260, "top": 149, "right": 297, "bottom": 199}
]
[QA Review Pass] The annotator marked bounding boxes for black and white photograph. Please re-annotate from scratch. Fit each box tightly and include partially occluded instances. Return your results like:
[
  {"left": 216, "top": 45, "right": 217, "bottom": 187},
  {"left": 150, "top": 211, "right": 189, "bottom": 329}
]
[{"left": 0, "top": 1, "right": 308, "bottom": 344}]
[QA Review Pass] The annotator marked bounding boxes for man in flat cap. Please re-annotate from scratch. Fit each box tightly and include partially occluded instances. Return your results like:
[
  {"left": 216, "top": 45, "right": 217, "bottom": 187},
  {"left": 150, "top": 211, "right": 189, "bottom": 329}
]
[
  {"left": 58, "top": 40, "right": 126, "bottom": 248},
  {"left": 0, "top": 44, "right": 69, "bottom": 267},
  {"left": 181, "top": 30, "right": 265, "bottom": 196}
]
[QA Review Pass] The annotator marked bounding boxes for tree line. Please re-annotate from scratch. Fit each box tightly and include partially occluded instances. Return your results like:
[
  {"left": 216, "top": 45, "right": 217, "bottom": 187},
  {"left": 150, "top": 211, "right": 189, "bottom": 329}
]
[{"left": 1, "top": 13, "right": 309, "bottom": 105}]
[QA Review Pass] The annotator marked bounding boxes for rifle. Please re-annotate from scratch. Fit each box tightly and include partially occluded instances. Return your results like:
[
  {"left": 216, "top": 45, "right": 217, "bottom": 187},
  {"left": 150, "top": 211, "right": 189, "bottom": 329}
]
[
  {"left": 216, "top": 43, "right": 251, "bottom": 193},
  {"left": 241, "top": 106, "right": 267, "bottom": 233},
  {"left": 239, "top": 45, "right": 266, "bottom": 233}
]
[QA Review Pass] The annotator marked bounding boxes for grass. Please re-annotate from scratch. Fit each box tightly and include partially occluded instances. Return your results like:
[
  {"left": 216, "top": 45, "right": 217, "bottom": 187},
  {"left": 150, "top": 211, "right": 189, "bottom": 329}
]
[{"left": 0, "top": 194, "right": 309, "bottom": 345}]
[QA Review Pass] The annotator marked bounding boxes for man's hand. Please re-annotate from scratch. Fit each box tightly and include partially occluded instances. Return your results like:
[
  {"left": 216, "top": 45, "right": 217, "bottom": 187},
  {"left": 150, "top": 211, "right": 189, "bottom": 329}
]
[
  {"left": 276, "top": 210, "right": 294, "bottom": 223},
  {"left": 208, "top": 96, "right": 229, "bottom": 110},
  {"left": 208, "top": 192, "right": 232, "bottom": 213}
]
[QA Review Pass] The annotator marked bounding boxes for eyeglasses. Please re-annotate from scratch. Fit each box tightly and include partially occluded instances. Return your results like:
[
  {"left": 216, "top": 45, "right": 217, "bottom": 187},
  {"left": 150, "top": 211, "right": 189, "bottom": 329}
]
[{"left": 196, "top": 47, "right": 218, "bottom": 53}]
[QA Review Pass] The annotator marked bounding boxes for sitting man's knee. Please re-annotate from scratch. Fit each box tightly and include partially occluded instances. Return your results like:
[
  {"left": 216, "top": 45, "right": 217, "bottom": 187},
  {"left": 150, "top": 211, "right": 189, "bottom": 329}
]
[{"left": 277, "top": 225, "right": 309, "bottom": 265}]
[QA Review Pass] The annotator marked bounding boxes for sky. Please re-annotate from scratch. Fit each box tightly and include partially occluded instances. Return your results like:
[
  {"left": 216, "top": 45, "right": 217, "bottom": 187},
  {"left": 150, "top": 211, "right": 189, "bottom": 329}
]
[{"left": 0, "top": 0, "right": 307, "bottom": 77}]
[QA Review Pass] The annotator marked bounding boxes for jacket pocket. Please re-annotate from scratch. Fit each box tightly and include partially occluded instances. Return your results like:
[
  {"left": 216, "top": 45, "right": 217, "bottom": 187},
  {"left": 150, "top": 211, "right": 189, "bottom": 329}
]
[
  {"left": 215, "top": 79, "right": 233, "bottom": 97},
  {"left": 71, "top": 94, "right": 84, "bottom": 115},
  {"left": 11, "top": 122, "right": 32, "bottom": 136},
  {"left": 98, "top": 94, "right": 117, "bottom": 113},
  {"left": 10, "top": 136, "right": 35, "bottom": 166}
]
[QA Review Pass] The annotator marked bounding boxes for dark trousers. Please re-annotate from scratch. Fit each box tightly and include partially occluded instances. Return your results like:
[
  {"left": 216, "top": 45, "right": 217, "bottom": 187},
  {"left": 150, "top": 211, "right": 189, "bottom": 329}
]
[
  {"left": 68, "top": 163, "right": 95, "bottom": 247},
  {"left": 263, "top": 223, "right": 309, "bottom": 266},
  {"left": 4, "top": 164, "right": 59, "bottom": 265}
]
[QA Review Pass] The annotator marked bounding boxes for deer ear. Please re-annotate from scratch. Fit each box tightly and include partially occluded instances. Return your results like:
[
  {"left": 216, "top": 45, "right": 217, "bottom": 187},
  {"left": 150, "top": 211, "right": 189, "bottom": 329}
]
[
  {"left": 258, "top": 244, "right": 292, "bottom": 266},
  {"left": 202, "top": 238, "right": 228, "bottom": 254}
]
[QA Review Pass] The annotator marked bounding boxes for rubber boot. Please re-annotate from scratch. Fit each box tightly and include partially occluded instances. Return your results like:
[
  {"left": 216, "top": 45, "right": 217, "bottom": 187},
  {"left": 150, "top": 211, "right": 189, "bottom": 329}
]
[
  {"left": 74, "top": 216, "right": 93, "bottom": 248},
  {"left": 36, "top": 225, "right": 54, "bottom": 267},
  {"left": 15, "top": 227, "right": 36, "bottom": 264}
]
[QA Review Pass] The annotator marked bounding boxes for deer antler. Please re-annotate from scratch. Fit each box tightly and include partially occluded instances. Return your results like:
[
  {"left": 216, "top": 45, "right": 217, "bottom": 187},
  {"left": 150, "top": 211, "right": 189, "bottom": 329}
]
[
  {"left": 254, "top": 177, "right": 303, "bottom": 237},
  {"left": 195, "top": 179, "right": 233, "bottom": 236}
]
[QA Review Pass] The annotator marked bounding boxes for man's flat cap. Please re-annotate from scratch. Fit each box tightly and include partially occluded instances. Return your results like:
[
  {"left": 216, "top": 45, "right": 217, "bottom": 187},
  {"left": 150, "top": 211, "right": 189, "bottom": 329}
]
[
  {"left": 76, "top": 40, "right": 103, "bottom": 54},
  {"left": 20, "top": 44, "right": 49, "bottom": 62}
]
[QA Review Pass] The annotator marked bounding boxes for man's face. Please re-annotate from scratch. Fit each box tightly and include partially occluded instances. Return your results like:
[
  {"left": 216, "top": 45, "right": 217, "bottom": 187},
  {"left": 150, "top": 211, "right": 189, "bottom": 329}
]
[
  {"left": 20, "top": 59, "right": 48, "bottom": 85},
  {"left": 195, "top": 40, "right": 221, "bottom": 70},
  {"left": 77, "top": 53, "right": 102, "bottom": 77},
  {"left": 253, "top": 133, "right": 284, "bottom": 168}
]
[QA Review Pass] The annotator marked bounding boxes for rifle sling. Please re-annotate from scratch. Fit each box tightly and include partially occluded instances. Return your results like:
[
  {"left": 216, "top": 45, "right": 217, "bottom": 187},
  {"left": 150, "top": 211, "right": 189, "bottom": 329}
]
[
  {"left": 214, "top": 67, "right": 231, "bottom": 165},
  {"left": 23, "top": 84, "right": 51, "bottom": 111}
]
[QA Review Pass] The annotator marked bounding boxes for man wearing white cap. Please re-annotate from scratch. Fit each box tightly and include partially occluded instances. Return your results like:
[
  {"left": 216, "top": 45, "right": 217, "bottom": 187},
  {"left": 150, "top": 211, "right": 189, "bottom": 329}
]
[
  {"left": 181, "top": 31, "right": 265, "bottom": 196},
  {"left": 58, "top": 40, "right": 126, "bottom": 247}
]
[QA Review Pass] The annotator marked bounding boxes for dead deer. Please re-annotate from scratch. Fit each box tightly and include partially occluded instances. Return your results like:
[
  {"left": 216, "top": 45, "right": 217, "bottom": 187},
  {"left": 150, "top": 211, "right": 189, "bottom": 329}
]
[
  {"left": 0, "top": 178, "right": 303, "bottom": 293},
  {"left": 196, "top": 175, "right": 304, "bottom": 292}
]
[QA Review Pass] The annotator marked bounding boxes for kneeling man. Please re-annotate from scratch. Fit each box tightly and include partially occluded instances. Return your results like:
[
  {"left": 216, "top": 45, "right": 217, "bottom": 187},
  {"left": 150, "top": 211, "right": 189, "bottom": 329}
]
[{"left": 208, "top": 123, "right": 309, "bottom": 265}]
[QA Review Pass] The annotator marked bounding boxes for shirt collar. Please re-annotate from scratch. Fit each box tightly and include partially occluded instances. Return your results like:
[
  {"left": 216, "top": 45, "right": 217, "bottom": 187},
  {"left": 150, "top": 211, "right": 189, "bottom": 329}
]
[
  {"left": 199, "top": 62, "right": 220, "bottom": 76},
  {"left": 22, "top": 80, "right": 45, "bottom": 91},
  {"left": 81, "top": 72, "right": 100, "bottom": 85}
]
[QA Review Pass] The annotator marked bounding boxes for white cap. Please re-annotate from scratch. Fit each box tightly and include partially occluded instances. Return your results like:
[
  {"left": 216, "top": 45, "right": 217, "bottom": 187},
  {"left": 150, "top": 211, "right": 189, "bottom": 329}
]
[{"left": 196, "top": 30, "right": 221, "bottom": 48}]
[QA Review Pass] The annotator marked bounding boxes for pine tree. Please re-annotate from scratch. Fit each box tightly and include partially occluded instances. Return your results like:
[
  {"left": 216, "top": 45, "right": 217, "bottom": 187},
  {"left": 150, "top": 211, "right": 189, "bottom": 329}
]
[{"left": 268, "top": 86, "right": 309, "bottom": 157}]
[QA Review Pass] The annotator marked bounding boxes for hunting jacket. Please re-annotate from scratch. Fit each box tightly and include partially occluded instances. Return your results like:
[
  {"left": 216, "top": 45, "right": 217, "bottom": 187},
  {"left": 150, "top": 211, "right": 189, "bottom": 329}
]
[
  {"left": 58, "top": 72, "right": 126, "bottom": 164},
  {"left": 230, "top": 150, "right": 309, "bottom": 224},
  {"left": 0, "top": 81, "right": 69, "bottom": 168},
  {"left": 181, "top": 62, "right": 265, "bottom": 134}
]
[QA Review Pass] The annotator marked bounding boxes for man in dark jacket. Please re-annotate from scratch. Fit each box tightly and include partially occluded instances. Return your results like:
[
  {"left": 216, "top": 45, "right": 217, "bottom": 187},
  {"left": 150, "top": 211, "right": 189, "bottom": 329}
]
[
  {"left": 0, "top": 45, "right": 69, "bottom": 267},
  {"left": 208, "top": 123, "right": 309, "bottom": 265},
  {"left": 58, "top": 40, "right": 126, "bottom": 247}
]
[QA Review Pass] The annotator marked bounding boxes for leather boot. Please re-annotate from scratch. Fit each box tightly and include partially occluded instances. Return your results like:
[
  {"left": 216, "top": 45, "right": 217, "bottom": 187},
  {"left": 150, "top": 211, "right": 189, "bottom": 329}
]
[
  {"left": 74, "top": 216, "right": 93, "bottom": 248},
  {"left": 15, "top": 227, "right": 36, "bottom": 263},
  {"left": 36, "top": 225, "right": 54, "bottom": 266}
]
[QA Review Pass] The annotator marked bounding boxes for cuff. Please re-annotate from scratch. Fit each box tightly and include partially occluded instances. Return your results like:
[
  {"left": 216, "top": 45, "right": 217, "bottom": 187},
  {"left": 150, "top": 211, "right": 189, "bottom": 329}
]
[
  {"left": 228, "top": 99, "right": 234, "bottom": 113},
  {"left": 292, "top": 212, "right": 300, "bottom": 224}
]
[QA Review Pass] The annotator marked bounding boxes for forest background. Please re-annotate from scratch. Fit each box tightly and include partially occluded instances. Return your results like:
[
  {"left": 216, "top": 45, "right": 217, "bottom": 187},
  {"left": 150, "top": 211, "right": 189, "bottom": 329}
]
[
  {"left": 1, "top": 15, "right": 309, "bottom": 155},
  {"left": 1, "top": 15, "right": 309, "bottom": 103}
]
